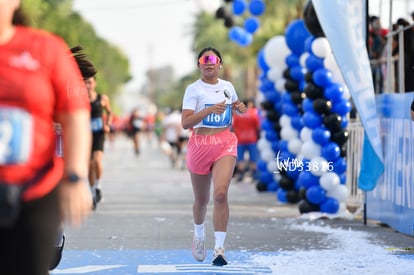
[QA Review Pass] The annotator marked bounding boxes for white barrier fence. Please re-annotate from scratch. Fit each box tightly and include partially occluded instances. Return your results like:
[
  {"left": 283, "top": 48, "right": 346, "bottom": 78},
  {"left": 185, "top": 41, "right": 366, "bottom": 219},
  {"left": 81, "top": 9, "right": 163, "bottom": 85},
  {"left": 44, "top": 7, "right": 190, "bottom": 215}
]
[{"left": 345, "top": 120, "right": 364, "bottom": 209}]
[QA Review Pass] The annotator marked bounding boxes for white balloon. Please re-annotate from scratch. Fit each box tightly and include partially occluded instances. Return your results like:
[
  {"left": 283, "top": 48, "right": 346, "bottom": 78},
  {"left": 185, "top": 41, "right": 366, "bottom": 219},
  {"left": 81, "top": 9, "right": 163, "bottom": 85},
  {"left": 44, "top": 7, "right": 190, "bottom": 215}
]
[
  {"left": 288, "top": 138, "right": 302, "bottom": 155},
  {"left": 323, "top": 53, "right": 338, "bottom": 73},
  {"left": 275, "top": 78, "right": 286, "bottom": 92},
  {"left": 267, "top": 160, "right": 279, "bottom": 174},
  {"left": 309, "top": 156, "right": 330, "bottom": 176},
  {"left": 327, "top": 184, "right": 349, "bottom": 202},
  {"left": 263, "top": 36, "right": 290, "bottom": 68},
  {"left": 342, "top": 85, "right": 351, "bottom": 99},
  {"left": 301, "top": 140, "right": 321, "bottom": 159},
  {"left": 267, "top": 67, "right": 283, "bottom": 82},
  {"left": 299, "top": 52, "right": 309, "bottom": 67},
  {"left": 280, "top": 125, "right": 298, "bottom": 140},
  {"left": 319, "top": 172, "right": 340, "bottom": 191},
  {"left": 257, "top": 137, "right": 271, "bottom": 151},
  {"left": 197, "top": 0, "right": 221, "bottom": 13},
  {"left": 300, "top": 127, "right": 313, "bottom": 142},
  {"left": 273, "top": 172, "right": 282, "bottom": 182},
  {"left": 311, "top": 37, "right": 331, "bottom": 58},
  {"left": 261, "top": 149, "right": 275, "bottom": 162},
  {"left": 279, "top": 115, "right": 291, "bottom": 128}
]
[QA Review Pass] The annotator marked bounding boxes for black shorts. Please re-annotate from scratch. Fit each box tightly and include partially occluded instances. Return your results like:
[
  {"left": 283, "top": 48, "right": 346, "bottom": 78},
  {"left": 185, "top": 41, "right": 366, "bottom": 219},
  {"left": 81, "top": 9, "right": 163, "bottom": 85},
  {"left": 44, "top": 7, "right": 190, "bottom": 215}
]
[
  {"left": 0, "top": 186, "right": 60, "bottom": 274},
  {"left": 92, "top": 131, "right": 105, "bottom": 152}
]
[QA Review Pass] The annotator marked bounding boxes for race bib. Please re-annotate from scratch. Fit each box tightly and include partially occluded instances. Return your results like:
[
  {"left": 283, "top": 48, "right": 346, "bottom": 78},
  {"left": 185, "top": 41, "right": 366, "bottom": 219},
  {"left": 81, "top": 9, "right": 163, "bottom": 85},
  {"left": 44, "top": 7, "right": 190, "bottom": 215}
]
[
  {"left": 91, "top": 117, "right": 103, "bottom": 132},
  {"left": 0, "top": 108, "right": 32, "bottom": 165},
  {"left": 202, "top": 104, "right": 232, "bottom": 127}
]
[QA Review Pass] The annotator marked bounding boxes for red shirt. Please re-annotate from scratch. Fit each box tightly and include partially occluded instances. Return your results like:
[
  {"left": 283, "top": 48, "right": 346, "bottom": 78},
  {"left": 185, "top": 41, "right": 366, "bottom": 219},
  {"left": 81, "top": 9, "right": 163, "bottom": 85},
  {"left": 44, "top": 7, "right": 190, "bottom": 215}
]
[
  {"left": 0, "top": 26, "right": 90, "bottom": 201},
  {"left": 232, "top": 107, "right": 260, "bottom": 144}
]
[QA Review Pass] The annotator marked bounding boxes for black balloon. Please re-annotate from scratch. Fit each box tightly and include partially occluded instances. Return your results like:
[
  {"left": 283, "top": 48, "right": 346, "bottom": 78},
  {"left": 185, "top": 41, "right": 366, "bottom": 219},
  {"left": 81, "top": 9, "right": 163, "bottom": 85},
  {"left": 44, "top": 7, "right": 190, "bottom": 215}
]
[
  {"left": 261, "top": 100, "right": 274, "bottom": 110},
  {"left": 273, "top": 121, "right": 282, "bottom": 132},
  {"left": 331, "top": 128, "right": 349, "bottom": 146},
  {"left": 323, "top": 113, "right": 342, "bottom": 131},
  {"left": 299, "top": 199, "right": 320, "bottom": 214},
  {"left": 224, "top": 16, "right": 234, "bottom": 28},
  {"left": 286, "top": 190, "right": 301, "bottom": 204},
  {"left": 299, "top": 187, "right": 307, "bottom": 200},
  {"left": 304, "top": 83, "right": 324, "bottom": 99},
  {"left": 279, "top": 175, "right": 295, "bottom": 190},
  {"left": 266, "top": 110, "right": 279, "bottom": 122},
  {"left": 340, "top": 144, "right": 347, "bottom": 157},
  {"left": 285, "top": 79, "right": 299, "bottom": 92},
  {"left": 283, "top": 68, "right": 292, "bottom": 79},
  {"left": 256, "top": 182, "right": 268, "bottom": 192},
  {"left": 313, "top": 98, "right": 332, "bottom": 115},
  {"left": 215, "top": 7, "right": 226, "bottom": 19},
  {"left": 291, "top": 91, "right": 304, "bottom": 105},
  {"left": 303, "top": 0, "right": 325, "bottom": 37},
  {"left": 304, "top": 71, "right": 314, "bottom": 83}
]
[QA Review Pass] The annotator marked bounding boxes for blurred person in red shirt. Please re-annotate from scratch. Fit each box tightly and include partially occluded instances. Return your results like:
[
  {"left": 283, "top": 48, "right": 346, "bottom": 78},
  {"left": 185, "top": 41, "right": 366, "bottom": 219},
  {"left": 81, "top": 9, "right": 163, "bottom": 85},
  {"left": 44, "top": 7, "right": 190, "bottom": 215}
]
[
  {"left": 232, "top": 98, "right": 261, "bottom": 182},
  {"left": 0, "top": 1, "right": 92, "bottom": 274}
]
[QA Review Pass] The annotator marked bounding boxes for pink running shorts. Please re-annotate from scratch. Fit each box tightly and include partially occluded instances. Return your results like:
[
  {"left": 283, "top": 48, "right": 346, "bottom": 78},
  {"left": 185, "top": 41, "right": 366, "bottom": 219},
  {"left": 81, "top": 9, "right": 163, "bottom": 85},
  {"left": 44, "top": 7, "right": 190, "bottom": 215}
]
[{"left": 186, "top": 128, "right": 237, "bottom": 175}]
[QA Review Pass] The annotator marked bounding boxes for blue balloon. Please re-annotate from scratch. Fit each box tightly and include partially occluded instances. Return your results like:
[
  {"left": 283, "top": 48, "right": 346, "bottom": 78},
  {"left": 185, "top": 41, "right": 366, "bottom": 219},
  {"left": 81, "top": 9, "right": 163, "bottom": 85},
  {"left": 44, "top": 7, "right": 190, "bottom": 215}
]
[
  {"left": 320, "top": 197, "right": 339, "bottom": 213},
  {"left": 340, "top": 173, "right": 346, "bottom": 184},
  {"left": 277, "top": 188, "right": 288, "bottom": 203},
  {"left": 282, "top": 102, "right": 299, "bottom": 116},
  {"left": 331, "top": 99, "right": 352, "bottom": 116},
  {"left": 290, "top": 66, "right": 305, "bottom": 82},
  {"left": 333, "top": 157, "right": 347, "bottom": 174},
  {"left": 290, "top": 116, "right": 303, "bottom": 131},
  {"left": 306, "top": 185, "right": 327, "bottom": 204},
  {"left": 260, "top": 171, "right": 274, "bottom": 184},
  {"left": 302, "top": 111, "right": 323, "bottom": 129},
  {"left": 305, "top": 54, "right": 324, "bottom": 72},
  {"left": 285, "top": 54, "right": 300, "bottom": 67},
  {"left": 287, "top": 168, "right": 300, "bottom": 181},
  {"left": 229, "top": 26, "right": 245, "bottom": 42},
  {"left": 279, "top": 140, "right": 288, "bottom": 152},
  {"left": 265, "top": 129, "right": 278, "bottom": 142},
  {"left": 304, "top": 36, "right": 315, "bottom": 54},
  {"left": 238, "top": 31, "right": 253, "bottom": 47},
  {"left": 257, "top": 160, "right": 267, "bottom": 172},
  {"left": 312, "top": 127, "right": 331, "bottom": 145},
  {"left": 302, "top": 98, "right": 314, "bottom": 112},
  {"left": 341, "top": 116, "right": 349, "bottom": 128},
  {"left": 244, "top": 16, "right": 260, "bottom": 33},
  {"left": 267, "top": 181, "right": 279, "bottom": 192},
  {"left": 257, "top": 49, "right": 269, "bottom": 72},
  {"left": 271, "top": 141, "right": 279, "bottom": 152},
  {"left": 233, "top": 0, "right": 247, "bottom": 15},
  {"left": 321, "top": 142, "right": 341, "bottom": 161},
  {"left": 297, "top": 170, "right": 320, "bottom": 189},
  {"left": 249, "top": 0, "right": 266, "bottom": 16},
  {"left": 313, "top": 68, "right": 333, "bottom": 87},
  {"left": 261, "top": 119, "right": 273, "bottom": 132},
  {"left": 324, "top": 84, "right": 345, "bottom": 103},
  {"left": 284, "top": 19, "right": 311, "bottom": 56}
]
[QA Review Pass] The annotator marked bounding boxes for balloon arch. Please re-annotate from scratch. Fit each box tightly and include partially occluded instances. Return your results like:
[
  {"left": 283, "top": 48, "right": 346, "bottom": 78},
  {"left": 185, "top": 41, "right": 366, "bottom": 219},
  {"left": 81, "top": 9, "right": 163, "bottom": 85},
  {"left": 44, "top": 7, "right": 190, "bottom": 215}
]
[{"left": 256, "top": 2, "right": 352, "bottom": 215}]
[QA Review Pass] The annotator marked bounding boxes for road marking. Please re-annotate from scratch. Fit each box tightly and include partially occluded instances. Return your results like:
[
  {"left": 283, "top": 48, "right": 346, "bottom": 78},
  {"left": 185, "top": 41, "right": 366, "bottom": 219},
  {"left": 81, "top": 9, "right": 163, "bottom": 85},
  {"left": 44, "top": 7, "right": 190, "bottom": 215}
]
[
  {"left": 53, "top": 265, "right": 126, "bottom": 274},
  {"left": 137, "top": 264, "right": 272, "bottom": 274}
]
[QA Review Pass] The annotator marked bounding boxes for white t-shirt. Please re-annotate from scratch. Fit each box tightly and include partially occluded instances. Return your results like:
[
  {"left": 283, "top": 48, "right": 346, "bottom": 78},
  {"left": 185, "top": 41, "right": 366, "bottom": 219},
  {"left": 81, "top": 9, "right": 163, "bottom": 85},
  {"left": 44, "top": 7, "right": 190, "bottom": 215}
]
[
  {"left": 163, "top": 111, "right": 182, "bottom": 142},
  {"left": 182, "top": 79, "right": 238, "bottom": 129}
]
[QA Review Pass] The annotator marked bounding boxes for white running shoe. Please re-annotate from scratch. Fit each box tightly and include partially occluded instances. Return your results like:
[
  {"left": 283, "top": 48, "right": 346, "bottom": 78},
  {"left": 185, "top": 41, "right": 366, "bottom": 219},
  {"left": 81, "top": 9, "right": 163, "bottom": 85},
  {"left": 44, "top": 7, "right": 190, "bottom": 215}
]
[
  {"left": 192, "top": 236, "right": 206, "bottom": 262},
  {"left": 212, "top": 247, "right": 228, "bottom": 266}
]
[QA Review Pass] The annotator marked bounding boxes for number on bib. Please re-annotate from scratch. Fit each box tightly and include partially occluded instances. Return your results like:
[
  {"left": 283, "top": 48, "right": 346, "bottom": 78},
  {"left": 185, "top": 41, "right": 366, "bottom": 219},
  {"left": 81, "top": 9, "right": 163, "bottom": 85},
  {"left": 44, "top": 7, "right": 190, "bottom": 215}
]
[
  {"left": 202, "top": 104, "right": 232, "bottom": 127},
  {"left": 0, "top": 108, "right": 32, "bottom": 165}
]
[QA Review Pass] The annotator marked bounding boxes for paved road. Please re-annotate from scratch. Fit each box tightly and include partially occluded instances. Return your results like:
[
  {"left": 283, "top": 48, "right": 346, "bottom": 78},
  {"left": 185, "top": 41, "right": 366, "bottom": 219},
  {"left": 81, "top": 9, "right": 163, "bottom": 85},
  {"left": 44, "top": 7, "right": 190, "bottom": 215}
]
[{"left": 51, "top": 135, "right": 414, "bottom": 275}]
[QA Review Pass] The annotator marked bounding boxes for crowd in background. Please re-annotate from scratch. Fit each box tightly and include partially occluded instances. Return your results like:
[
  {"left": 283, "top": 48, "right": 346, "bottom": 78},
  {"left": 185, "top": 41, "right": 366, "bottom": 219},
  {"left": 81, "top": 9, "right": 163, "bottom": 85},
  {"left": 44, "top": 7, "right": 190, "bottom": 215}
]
[{"left": 368, "top": 12, "right": 414, "bottom": 93}]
